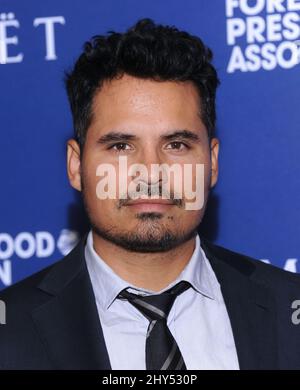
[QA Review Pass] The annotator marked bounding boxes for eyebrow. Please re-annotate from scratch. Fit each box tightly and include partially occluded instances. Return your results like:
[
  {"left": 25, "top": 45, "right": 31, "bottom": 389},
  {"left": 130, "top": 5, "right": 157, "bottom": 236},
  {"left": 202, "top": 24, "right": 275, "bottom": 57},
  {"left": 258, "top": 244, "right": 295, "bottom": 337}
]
[
  {"left": 97, "top": 132, "right": 137, "bottom": 144},
  {"left": 96, "top": 129, "right": 201, "bottom": 145},
  {"left": 162, "top": 130, "right": 200, "bottom": 143}
]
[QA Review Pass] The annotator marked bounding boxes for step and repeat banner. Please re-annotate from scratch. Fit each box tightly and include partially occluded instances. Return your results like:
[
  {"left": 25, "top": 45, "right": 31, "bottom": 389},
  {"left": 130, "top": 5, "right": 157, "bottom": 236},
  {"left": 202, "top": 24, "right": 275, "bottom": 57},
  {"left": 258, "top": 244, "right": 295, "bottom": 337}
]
[{"left": 0, "top": 0, "right": 300, "bottom": 289}]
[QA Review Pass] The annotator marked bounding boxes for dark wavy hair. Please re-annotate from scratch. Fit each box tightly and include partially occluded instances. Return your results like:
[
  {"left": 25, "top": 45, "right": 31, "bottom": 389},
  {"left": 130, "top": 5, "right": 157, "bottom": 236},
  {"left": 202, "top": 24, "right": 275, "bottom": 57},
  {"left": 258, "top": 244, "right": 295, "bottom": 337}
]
[{"left": 64, "top": 18, "right": 220, "bottom": 149}]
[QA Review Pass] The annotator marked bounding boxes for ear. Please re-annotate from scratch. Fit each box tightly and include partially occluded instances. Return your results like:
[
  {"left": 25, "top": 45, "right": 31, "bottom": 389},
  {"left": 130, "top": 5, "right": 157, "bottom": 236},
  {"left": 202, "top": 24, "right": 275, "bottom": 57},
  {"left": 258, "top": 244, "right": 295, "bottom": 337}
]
[
  {"left": 67, "top": 139, "right": 82, "bottom": 191},
  {"left": 210, "top": 137, "right": 219, "bottom": 188}
]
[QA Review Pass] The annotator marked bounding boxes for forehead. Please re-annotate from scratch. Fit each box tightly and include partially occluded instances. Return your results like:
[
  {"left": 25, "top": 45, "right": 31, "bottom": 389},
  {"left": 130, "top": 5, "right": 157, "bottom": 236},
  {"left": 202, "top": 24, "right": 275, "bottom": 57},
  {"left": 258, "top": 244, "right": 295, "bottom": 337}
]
[{"left": 91, "top": 74, "right": 203, "bottom": 129}]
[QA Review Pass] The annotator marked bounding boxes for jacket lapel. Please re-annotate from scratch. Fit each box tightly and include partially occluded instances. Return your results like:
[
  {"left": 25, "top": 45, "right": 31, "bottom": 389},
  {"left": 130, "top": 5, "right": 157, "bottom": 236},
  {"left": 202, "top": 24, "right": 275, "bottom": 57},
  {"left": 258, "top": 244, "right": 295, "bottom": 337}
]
[
  {"left": 31, "top": 235, "right": 111, "bottom": 370},
  {"left": 201, "top": 239, "right": 278, "bottom": 370}
]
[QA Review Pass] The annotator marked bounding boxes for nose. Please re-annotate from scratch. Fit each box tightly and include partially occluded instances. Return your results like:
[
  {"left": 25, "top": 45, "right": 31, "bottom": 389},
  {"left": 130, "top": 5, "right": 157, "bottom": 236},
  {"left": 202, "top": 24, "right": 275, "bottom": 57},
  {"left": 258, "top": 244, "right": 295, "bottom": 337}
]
[{"left": 130, "top": 146, "right": 163, "bottom": 187}]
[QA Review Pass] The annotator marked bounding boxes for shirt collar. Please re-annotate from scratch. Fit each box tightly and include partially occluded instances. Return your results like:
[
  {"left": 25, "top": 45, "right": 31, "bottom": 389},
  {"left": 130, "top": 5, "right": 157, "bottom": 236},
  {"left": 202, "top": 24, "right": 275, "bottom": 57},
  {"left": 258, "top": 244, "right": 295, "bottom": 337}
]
[{"left": 85, "top": 230, "right": 219, "bottom": 311}]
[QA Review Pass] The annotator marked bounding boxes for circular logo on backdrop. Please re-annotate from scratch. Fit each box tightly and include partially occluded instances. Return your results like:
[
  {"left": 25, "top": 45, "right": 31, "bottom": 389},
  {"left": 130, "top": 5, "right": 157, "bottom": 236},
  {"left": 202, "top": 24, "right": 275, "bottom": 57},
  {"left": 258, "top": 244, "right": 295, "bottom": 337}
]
[{"left": 57, "top": 229, "right": 79, "bottom": 256}]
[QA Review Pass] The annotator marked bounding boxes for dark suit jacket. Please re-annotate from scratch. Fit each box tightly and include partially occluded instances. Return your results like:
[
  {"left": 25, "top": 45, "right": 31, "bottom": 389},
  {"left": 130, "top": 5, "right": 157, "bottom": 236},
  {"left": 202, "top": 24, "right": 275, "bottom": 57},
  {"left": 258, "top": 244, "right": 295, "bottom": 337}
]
[{"left": 1, "top": 234, "right": 300, "bottom": 370}]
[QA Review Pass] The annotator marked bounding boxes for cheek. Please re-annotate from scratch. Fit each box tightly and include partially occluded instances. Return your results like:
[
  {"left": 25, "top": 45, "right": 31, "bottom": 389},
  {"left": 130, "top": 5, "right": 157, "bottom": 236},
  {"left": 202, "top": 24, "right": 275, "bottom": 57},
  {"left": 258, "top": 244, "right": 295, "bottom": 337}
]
[
  {"left": 204, "top": 160, "right": 212, "bottom": 186},
  {"left": 180, "top": 155, "right": 211, "bottom": 193},
  {"left": 174, "top": 210, "right": 203, "bottom": 232},
  {"left": 82, "top": 152, "right": 106, "bottom": 191},
  {"left": 84, "top": 169, "right": 98, "bottom": 199},
  {"left": 198, "top": 151, "right": 212, "bottom": 187}
]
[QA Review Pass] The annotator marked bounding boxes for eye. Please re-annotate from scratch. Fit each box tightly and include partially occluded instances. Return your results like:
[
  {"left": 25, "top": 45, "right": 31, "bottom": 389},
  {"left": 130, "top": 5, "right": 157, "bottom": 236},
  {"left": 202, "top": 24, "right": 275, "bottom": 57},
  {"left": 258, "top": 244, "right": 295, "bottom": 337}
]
[
  {"left": 165, "top": 141, "right": 190, "bottom": 151},
  {"left": 108, "top": 142, "right": 132, "bottom": 152}
]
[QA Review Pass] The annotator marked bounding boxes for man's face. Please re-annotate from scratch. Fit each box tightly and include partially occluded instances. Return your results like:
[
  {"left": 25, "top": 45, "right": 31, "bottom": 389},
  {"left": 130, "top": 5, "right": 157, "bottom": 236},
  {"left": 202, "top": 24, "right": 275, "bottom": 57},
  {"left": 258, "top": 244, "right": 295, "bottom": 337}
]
[{"left": 67, "top": 74, "right": 219, "bottom": 252}]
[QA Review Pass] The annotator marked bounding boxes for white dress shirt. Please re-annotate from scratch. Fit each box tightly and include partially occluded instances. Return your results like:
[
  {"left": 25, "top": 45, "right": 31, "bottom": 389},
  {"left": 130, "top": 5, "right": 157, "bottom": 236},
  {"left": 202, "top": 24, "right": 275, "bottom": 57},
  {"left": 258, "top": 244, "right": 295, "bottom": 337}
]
[{"left": 85, "top": 230, "right": 240, "bottom": 370}]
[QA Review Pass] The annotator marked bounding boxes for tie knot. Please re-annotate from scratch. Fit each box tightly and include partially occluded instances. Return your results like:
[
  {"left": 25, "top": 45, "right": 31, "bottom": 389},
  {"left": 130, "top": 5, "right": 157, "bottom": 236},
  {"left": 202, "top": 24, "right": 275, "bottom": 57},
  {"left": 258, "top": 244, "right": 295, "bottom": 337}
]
[{"left": 117, "top": 280, "right": 191, "bottom": 321}]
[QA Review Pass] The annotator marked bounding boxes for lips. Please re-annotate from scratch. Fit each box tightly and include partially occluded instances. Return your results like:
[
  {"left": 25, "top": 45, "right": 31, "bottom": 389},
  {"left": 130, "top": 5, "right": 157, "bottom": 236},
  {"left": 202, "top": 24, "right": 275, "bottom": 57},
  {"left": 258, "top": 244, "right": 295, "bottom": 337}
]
[
  {"left": 125, "top": 199, "right": 174, "bottom": 206},
  {"left": 124, "top": 198, "right": 175, "bottom": 212}
]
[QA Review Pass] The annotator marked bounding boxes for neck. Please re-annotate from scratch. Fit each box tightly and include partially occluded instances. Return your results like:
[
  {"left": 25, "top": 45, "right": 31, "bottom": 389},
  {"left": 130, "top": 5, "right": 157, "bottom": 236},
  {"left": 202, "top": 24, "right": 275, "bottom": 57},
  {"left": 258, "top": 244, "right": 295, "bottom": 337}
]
[{"left": 91, "top": 231, "right": 197, "bottom": 292}]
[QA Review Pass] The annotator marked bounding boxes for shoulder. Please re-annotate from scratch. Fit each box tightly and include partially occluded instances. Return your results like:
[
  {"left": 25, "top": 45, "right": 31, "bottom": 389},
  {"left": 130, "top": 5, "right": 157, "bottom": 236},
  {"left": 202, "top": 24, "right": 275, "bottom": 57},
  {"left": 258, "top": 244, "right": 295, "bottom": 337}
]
[
  {"left": 0, "top": 233, "right": 87, "bottom": 308},
  {"left": 0, "top": 237, "right": 88, "bottom": 369},
  {"left": 0, "top": 260, "right": 59, "bottom": 312},
  {"left": 201, "top": 238, "right": 300, "bottom": 288}
]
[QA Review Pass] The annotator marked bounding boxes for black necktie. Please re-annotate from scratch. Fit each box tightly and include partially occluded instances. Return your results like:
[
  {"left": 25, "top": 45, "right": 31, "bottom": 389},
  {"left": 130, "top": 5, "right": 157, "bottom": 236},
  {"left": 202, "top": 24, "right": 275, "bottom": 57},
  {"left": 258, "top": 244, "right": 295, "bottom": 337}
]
[{"left": 117, "top": 280, "right": 191, "bottom": 370}]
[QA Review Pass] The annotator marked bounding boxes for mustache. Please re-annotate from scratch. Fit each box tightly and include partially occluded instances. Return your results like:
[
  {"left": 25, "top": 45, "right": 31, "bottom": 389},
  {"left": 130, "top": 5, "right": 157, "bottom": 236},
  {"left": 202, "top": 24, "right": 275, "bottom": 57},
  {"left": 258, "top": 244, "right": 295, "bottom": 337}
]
[{"left": 118, "top": 182, "right": 183, "bottom": 207}]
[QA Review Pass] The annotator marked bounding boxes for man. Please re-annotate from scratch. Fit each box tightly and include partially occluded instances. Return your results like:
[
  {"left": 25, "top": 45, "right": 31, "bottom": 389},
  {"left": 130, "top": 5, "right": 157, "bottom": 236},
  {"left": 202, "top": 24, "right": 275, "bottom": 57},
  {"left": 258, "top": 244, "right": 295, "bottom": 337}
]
[{"left": 1, "top": 18, "right": 300, "bottom": 370}]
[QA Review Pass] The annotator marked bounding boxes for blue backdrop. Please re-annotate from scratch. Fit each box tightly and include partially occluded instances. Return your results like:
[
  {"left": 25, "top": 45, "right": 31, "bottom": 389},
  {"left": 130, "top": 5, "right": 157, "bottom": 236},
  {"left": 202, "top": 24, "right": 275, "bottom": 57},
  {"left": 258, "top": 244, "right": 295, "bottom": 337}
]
[{"left": 1, "top": 0, "right": 300, "bottom": 289}]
